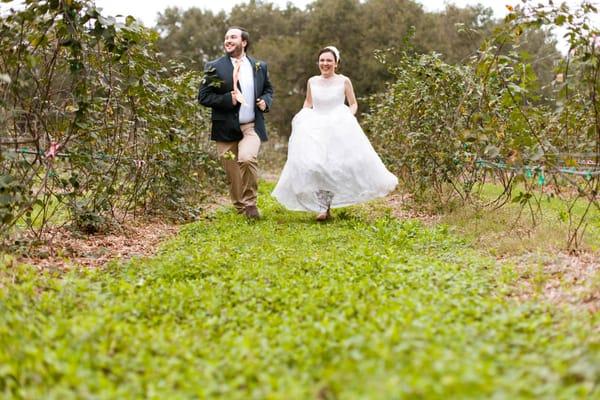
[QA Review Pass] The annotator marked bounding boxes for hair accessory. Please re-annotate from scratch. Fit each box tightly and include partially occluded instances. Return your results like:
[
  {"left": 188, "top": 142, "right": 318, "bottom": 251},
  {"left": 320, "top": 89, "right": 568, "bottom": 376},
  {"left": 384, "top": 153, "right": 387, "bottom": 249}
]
[{"left": 325, "top": 45, "right": 340, "bottom": 62}]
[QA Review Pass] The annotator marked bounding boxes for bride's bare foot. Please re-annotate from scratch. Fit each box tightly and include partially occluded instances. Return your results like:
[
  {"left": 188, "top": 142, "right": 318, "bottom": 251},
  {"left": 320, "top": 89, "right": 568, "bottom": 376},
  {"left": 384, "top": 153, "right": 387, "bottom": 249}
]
[{"left": 316, "top": 209, "right": 330, "bottom": 221}]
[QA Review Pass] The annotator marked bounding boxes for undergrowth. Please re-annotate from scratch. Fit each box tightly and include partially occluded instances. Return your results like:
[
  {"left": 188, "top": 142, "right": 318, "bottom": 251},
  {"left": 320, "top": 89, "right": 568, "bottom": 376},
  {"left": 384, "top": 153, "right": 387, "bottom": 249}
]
[{"left": 0, "top": 183, "right": 598, "bottom": 399}]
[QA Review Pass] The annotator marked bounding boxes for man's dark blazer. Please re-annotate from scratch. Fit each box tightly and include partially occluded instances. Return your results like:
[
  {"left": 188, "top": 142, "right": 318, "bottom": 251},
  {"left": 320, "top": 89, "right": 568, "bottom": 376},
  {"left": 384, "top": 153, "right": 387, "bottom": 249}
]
[{"left": 198, "top": 55, "right": 273, "bottom": 142}]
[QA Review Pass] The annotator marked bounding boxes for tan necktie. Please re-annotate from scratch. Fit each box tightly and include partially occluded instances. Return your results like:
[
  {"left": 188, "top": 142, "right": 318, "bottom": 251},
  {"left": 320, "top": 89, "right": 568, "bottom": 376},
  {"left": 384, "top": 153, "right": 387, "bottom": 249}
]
[{"left": 233, "top": 59, "right": 247, "bottom": 105}]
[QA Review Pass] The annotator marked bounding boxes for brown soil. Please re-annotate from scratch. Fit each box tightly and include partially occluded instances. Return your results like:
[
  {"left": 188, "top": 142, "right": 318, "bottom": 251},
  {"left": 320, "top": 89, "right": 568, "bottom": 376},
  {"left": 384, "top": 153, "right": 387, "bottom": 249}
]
[
  {"left": 17, "top": 219, "right": 181, "bottom": 270},
  {"left": 15, "top": 195, "right": 230, "bottom": 270},
  {"left": 508, "top": 252, "right": 600, "bottom": 314}
]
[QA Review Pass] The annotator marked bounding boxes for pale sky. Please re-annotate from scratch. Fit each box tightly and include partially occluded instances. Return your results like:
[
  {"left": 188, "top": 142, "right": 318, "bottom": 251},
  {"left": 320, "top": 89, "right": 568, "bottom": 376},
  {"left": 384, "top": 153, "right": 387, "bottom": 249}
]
[
  {"left": 88, "top": 0, "right": 513, "bottom": 25},
  {"left": 1, "top": 0, "right": 598, "bottom": 51},
  {"left": 0, "top": 1, "right": 596, "bottom": 25},
  {"left": 0, "top": 1, "right": 521, "bottom": 25},
  {"left": 81, "top": 0, "right": 599, "bottom": 27}
]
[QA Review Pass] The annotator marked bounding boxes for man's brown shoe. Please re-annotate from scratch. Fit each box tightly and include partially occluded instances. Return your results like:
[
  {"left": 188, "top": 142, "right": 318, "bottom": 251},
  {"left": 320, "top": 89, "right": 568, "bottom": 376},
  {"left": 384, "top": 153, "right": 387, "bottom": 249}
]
[{"left": 244, "top": 205, "right": 261, "bottom": 219}]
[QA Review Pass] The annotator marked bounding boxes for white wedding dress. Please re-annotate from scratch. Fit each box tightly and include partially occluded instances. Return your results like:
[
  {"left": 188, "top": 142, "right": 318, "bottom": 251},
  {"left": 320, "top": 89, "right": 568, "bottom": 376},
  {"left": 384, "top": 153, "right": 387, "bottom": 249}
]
[{"left": 272, "top": 74, "right": 398, "bottom": 212}]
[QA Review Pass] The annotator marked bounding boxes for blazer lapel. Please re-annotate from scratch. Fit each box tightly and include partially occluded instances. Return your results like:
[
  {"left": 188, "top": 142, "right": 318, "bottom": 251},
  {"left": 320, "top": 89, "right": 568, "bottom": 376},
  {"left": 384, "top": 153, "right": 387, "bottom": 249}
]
[
  {"left": 247, "top": 56, "right": 259, "bottom": 98},
  {"left": 219, "top": 56, "right": 235, "bottom": 91}
]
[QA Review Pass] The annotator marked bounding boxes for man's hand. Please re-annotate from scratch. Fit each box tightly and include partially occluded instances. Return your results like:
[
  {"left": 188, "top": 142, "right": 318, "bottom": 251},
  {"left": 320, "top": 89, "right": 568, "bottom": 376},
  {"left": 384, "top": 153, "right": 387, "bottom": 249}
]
[
  {"left": 231, "top": 91, "right": 238, "bottom": 106},
  {"left": 256, "top": 98, "right": 267, "bottom": 111}
]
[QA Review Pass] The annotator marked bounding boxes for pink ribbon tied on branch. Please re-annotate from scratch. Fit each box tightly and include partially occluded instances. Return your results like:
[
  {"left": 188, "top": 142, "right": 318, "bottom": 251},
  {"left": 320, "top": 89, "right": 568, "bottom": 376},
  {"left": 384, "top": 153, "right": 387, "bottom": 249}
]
[
  {"left": 45, "top": 142, "right": 61, "bottom": 159},
  {"left": 232, "top": 59, "right": 247, "bottom": 105}
]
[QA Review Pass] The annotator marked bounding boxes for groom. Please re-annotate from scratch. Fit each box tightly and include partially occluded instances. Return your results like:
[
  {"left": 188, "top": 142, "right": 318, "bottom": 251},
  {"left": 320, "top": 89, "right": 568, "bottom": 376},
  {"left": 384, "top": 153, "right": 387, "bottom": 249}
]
[{"left": 198, "top": 26, "right": 273, "bottom": 219}]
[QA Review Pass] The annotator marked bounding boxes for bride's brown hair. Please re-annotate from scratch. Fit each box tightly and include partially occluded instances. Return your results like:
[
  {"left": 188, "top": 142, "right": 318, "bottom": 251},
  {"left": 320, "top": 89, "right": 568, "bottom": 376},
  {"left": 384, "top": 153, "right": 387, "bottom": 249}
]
[{"left": 318, "top": 47, "right": 339, "bottom": 63}]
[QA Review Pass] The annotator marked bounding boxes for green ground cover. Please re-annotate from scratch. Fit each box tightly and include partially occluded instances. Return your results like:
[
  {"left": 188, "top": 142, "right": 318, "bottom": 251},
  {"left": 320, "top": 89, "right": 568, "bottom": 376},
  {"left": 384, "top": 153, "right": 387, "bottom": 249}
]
[{"left": 1, "top": 183, "right": 598, "bottom": 399}]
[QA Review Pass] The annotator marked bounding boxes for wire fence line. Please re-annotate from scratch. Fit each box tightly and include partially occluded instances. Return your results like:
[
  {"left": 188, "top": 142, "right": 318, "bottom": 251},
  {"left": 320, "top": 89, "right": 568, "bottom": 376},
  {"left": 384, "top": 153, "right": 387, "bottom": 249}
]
[{"left": 475, "top": 157, "right": 600, "bottom": 182}]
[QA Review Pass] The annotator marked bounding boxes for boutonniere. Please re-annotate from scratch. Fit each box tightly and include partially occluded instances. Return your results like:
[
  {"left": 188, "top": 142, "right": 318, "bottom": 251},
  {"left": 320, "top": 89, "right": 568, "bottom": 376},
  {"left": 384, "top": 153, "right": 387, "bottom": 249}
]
[{"left": 254, "top": 62, "right": 261, "bottom": 72}]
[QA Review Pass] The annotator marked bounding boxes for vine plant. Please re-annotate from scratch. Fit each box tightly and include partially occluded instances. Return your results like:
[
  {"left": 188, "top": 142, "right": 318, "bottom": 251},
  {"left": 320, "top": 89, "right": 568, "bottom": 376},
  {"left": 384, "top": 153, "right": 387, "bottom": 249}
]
[
  {"left": 364, "top": 0, "right": 598, "bottom": 250},
  {"left": 0, "top": 0, "right": 219, "bottom": 247}
]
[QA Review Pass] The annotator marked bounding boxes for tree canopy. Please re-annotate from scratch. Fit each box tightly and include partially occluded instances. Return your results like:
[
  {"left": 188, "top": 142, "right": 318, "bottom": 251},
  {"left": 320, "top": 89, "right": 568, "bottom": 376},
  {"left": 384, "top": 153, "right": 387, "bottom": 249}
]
[{"left": 155, "top": 0, "right": 560, "bottom": 136}]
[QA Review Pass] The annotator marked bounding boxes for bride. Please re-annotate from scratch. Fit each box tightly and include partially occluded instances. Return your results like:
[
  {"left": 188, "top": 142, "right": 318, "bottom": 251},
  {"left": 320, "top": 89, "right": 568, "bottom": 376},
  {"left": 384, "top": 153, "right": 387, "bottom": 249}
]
[{"left": 272, "top": 46, "right": 398, "bottom": 221}]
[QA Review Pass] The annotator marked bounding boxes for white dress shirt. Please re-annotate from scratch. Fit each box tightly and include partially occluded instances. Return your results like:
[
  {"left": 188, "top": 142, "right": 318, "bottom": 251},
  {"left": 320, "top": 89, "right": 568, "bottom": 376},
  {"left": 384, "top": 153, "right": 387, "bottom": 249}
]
[{"left": 231, "top": 56, "right": 255, "bottom": 124}]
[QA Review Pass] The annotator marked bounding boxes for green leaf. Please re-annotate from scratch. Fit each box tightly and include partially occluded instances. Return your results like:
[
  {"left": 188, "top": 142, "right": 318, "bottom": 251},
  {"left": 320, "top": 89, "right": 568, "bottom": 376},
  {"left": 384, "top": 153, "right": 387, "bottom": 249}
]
[
  {"left": 529, "top": 146, "right": 544, "bottom": 162},
  {"left": 484, "top": 145, "right": 500, "bottom": 158}
]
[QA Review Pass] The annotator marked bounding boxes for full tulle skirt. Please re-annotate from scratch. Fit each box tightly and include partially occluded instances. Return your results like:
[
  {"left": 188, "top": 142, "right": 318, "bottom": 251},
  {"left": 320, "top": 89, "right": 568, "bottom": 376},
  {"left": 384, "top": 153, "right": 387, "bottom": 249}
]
[{"left": 272, "top": 105, "right": 398, "bottom": 212}]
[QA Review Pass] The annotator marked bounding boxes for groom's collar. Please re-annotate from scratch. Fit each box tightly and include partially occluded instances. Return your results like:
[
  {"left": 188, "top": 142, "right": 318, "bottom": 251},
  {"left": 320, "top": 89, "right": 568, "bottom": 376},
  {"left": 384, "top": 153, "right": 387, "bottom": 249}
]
[{"left": 230, "top": 54, "right": 248, "bottom": 64}]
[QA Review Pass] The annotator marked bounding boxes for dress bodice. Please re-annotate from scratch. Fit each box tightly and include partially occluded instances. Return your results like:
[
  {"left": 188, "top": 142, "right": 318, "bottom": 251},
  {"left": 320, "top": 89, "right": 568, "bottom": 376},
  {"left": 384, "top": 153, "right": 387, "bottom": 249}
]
[{"left": 309, "top": 75, "right": 346, "bottom": 112}]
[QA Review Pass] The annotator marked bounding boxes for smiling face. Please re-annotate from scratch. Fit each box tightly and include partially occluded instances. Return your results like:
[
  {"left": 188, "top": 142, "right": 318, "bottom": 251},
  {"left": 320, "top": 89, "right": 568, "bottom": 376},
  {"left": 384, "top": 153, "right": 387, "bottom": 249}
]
[
  {"left": 318, "top": 50, "right": 337, "bottom": 77},
  {"left": 224, "top": 28, "right": 246, "bottom": 58}
]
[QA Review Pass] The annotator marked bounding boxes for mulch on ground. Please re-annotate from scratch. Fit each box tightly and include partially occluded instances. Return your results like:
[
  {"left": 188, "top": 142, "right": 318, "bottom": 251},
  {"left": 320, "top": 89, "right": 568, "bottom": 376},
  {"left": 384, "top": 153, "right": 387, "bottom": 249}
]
[{"left": 16, "top": 219, "right": 181, "bottom": 270}]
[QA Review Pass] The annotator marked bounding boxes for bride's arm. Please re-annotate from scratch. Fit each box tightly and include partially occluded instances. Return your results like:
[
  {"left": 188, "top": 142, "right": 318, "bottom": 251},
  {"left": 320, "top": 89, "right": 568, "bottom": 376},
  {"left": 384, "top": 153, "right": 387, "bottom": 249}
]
[
  {"left": 303, "top": 80, "right": 313, "bottom": 108},
  {"left": 344, "top": 77, "right": 358, "bottom": 115}
]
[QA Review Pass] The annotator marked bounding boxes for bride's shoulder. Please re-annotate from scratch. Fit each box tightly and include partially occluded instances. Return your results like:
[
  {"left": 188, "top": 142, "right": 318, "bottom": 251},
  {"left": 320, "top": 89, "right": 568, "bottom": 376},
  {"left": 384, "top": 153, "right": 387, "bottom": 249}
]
[{"left": 338, "top": 74, "right": 352, "bottom": 83}]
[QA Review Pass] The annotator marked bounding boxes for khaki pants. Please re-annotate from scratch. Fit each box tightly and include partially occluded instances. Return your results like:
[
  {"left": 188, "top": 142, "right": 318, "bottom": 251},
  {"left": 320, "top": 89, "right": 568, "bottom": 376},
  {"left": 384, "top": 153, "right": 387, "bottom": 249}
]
[{"left": 216, "top": 122, "right": 261, "bottom": 212}]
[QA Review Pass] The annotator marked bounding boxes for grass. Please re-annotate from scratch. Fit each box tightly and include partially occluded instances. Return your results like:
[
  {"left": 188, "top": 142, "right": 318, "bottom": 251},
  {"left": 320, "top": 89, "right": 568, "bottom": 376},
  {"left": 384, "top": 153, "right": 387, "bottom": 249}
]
[
  {"left": 0, "top": 182, "right": 598, "bottom": 399},
  {"left": 438, "top": 183, "right": 600, "bottom": 256}
]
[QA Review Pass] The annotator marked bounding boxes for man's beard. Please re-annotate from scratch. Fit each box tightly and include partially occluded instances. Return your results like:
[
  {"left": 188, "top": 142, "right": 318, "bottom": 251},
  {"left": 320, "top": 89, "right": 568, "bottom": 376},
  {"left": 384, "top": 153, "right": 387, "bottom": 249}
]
[{"left": 226, "top": 43, "right": 244, "bottom": 57}]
